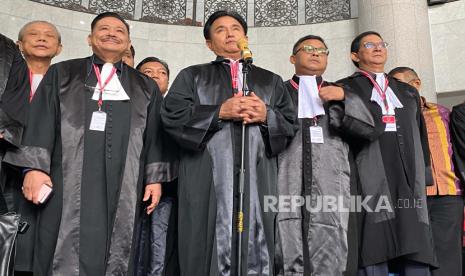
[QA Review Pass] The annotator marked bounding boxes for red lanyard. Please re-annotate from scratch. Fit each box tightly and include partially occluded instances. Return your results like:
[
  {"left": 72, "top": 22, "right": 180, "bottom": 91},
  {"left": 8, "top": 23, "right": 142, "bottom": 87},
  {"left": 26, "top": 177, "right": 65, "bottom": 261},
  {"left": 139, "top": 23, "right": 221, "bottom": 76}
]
[
  {"left": 92, "top": 64, "right": 116, "bottom": 110},
  {"left": 290, "top": 78, "right": 324, "bottom": 92},
  {"left": 230, "top": 60, "right": 240, "bottom": 93},
  {"left": 359, "top": 70, "right": 389, "bottom": 111},
  {"left": 291, "top": 77, "right": 324, "bottom": 123},
  {"left": 28, "top": 70, "right": 34, "bottom": 102}
]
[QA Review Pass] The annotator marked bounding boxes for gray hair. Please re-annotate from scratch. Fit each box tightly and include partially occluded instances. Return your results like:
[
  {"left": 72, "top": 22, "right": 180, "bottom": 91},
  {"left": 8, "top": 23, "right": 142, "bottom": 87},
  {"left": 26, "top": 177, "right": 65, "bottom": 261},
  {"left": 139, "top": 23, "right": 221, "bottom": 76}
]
[{"left": 18, "top": 20, "right": 61, "bottom": 43}]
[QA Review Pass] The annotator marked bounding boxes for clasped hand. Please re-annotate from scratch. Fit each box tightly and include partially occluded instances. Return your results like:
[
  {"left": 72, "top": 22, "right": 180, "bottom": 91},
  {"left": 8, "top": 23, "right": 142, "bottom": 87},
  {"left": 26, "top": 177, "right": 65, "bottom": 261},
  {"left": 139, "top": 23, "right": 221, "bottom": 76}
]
[{"left": 219, "top": 92, "right": 267, "bottom": 124}]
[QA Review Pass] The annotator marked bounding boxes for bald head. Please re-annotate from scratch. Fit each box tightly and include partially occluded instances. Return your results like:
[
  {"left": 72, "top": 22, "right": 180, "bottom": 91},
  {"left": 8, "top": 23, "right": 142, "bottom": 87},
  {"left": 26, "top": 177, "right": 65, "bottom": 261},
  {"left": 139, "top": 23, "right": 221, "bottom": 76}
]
[{"left": 18, "top": 21, "right": 61, "bottom": 43}]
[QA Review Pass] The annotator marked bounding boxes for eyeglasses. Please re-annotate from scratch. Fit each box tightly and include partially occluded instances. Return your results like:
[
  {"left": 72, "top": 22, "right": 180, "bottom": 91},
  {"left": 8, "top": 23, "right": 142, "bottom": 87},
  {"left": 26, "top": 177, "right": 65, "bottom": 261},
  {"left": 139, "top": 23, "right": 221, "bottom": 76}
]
[
  {"left": 363, "top": 41, "right": 389, "bottom": 49},
  {"left": 84, "top": 84, "right": 122, "bottom": 95},
  {"left": 294, "top": 45, "right": 329, "bottom": 55},
  {"left": 84, "top": 58, "right": 124, "bottom": 95}
]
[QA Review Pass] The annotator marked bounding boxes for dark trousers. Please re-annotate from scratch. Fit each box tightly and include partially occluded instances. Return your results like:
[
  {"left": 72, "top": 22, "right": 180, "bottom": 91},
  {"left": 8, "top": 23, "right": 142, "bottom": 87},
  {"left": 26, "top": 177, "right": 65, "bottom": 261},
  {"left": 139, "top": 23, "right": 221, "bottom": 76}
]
[
  {"left": 427, "top": 195, "right": 464, "bottom": 276},
  {"left": 358, "top": 261, "right": 431, "bottom": 276}
]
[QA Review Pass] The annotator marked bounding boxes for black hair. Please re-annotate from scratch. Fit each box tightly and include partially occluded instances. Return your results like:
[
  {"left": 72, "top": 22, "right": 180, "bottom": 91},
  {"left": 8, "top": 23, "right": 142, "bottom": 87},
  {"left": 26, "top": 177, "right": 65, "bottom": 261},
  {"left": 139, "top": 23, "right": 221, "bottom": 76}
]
[
  {"left": 136, "top": 57, "right": 170, "bottom": 77},
  {"left": 91, "top": 12, "right": 130, "bottom": 35},
  {"left": 129, "top": 45, "right": 135, "bottom": 58},
  {"left": 350, "top": 31, "right": 383, "bottom": 67},
  {"left": 292, "top": 35, "right": 328, "bottom": 55},
  {"left": 203, "top": 10, "right": 247, "bottom": 40}
]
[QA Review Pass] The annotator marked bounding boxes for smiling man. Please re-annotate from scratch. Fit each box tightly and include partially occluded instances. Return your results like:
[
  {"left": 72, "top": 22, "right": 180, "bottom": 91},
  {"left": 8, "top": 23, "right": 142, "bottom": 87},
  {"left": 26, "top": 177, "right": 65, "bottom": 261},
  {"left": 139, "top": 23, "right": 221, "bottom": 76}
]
[
  {"left": 161, "top": 10, "right": 296, "bottom": 276},
  {"left": 3, "top": 12, "right": 174, "bottom": 275},
  {"left": 327, "top": 31, "right": 437, "bottom": 275}
]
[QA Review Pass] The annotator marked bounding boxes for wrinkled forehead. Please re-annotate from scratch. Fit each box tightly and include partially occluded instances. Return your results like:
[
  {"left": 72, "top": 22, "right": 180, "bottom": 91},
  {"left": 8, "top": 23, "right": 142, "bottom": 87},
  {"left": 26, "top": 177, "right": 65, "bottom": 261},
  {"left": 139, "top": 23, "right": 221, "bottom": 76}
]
[
  {"left": 297, "top": 38, "right": 327, "bottom": 49},
  {"left": 360, "top": 34, "right": 383, "bottom": 44},
  {"left": 212, "top": 16, "right": 244, "bottom": 31},
  {"left": 24, "top": 22, "right": 58, "bottom": 35},
  {"left": 141, "top": 61, "right": 167, "bottom": 71},
  {"left": 93, "top": 16, "right": 129, "bottom": 32}
]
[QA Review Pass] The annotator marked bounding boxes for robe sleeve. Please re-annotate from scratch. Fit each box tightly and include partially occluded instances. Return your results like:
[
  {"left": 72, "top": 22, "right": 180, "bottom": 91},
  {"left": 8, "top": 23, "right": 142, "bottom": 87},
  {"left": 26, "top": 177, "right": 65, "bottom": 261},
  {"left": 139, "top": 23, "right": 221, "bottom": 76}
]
[
  {"left": 0, "top": 41, "right": 29, "bottom": 147},
  {"left": 259, "top": 75, "right": 296, "bottom": 157},
  {"left": 328, "top": 85, "right": 382, "bottom": 141},
  {"left": 144, "top": 80, "right": 178, "bottom": 184},
  {"left": 161, "top": 68, "right": 223, "bottom": 152},
  {"left": 450, "top": 103, "right": 465, "bottom": 184},
  {"left": 413, "top": 91, "right": 433, "bottom": 186},
  {"left": 2, "top": 65, "right": 59, "bottom": 174}
]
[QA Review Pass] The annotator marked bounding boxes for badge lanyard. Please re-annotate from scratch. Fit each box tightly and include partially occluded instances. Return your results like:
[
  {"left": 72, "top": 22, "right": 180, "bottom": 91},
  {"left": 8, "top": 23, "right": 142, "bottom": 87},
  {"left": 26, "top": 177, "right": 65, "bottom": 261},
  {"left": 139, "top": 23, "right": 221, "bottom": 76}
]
[
  {"left": 230, "top": 60, "right": 240, "bottom": 94},
  {"left": 92, "top": 64, "right": 116, "bottom": 111},
  {"left": 359, "top": 70, "right": 389, "bottom": 112},
  {"left": 28, "top": 69, "right": 34, "bottom": 102}
]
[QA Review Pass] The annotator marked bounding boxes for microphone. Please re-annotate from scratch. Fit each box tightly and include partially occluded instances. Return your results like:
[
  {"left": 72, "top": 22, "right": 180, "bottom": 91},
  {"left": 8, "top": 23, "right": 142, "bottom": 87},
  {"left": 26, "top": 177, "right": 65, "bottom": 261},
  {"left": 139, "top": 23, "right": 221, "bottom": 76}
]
[{"left": 237, "top": 37, "right": 253, "bottom": 63}]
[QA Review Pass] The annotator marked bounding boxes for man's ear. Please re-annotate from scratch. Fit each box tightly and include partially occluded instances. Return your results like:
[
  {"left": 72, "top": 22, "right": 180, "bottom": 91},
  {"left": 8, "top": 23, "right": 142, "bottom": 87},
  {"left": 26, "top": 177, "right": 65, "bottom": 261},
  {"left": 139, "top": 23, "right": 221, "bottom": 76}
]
[
  {"left": 350, "top": 52, "right": 359, "bottom": 63},
  {"left": 87, "top": 34, "right": 92, "bottom": 46},
  {"left": 16, "top": 41, "right": 24, "bottom": 53},
  {"left": 290, "top": 54, "right": 296, "bottom": 65},
  {"left": 55, "top": 44, "right": 63, "bottom": 57},
  {"left": 412, "top": 78, "right": 422, "bottom": 91},
  {"left": 206, "top": 39, "right": 213, "bottom": 51}
]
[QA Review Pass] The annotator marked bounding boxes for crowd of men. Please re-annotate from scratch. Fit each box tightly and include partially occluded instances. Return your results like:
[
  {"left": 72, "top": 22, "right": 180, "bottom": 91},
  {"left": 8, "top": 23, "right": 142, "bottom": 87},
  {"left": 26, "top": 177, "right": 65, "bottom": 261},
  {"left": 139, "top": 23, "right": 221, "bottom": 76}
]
[{"left": 0, "top": 9, "right": 464, "bottom": 276}]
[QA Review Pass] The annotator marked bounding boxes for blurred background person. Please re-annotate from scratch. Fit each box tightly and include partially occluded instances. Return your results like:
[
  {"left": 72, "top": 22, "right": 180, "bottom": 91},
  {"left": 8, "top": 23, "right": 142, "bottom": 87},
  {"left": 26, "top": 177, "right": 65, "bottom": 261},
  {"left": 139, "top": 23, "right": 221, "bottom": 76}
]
[{"left": 137, "top": 57, "right": 170, "bottom": 96}]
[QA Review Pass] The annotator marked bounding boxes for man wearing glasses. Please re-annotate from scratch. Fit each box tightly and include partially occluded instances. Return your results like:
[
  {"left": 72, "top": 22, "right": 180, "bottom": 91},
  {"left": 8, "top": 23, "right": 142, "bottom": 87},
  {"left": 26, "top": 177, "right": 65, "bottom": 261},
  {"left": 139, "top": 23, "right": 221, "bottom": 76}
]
[
  {"left": 276, "top": 35, "right": 358, "bottom": 276},
  {"left": 325, "top": 31, "right": 436, "bottom": 275},
  {"left": 389, "top": 67, "right": 463, "bottom": 276},
  {"left": 4, "top": 12, "right": 175, "bottom": 275}
]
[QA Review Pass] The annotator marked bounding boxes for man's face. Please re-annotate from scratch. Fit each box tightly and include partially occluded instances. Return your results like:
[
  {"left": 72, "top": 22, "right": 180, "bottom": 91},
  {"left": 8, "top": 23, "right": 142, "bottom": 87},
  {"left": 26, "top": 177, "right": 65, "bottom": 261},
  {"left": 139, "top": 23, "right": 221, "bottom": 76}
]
[
  {"left": 139, "top": 61, "right": 169, "bottom": 95},
  {"left": 88, "top": 17, "right": 130, "bottom": 59},
  {"left": 352, "top": 34, "right": 388, "bottom": 70},
  {"left": 206, "top": 16, "right": 246, "bottom": 59},
  {"left": 18, "top": 22, "right": 62, "bottom": 60},
  {"left": 290, "top": 39, "right": 328, "bottom": 76},
  {"left": 122, "top": 48, "right": 134, "bottom": 67}
]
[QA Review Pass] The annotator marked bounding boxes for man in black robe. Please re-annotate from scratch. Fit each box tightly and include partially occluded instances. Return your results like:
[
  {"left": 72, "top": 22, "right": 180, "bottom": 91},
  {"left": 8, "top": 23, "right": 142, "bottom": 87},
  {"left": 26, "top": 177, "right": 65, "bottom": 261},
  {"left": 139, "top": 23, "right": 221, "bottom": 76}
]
[
  {"left": 2, "top": 21, "right": 62, "bottom": 275},
  {"left": 327, "top": 31, "right": 437, "bottom": 275},
  {"left": 276, "top": 34, "right": 358, "bottom": 276},
  {"left": 0, "top": 32, "right": 29, "bottom": 276},
  {"left": 161, "top": 10, "right": 296, "bottom": 276},
  {"left": 3, "top": 12, "right": 174, "bottom": 275}
]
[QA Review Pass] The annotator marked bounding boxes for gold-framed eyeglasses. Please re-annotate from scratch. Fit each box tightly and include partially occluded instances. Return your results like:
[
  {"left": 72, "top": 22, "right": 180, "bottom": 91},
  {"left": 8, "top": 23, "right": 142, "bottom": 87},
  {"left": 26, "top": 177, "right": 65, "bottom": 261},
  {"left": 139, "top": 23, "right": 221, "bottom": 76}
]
[
  {"left": 294, "top": 45, "right": 329, "bottom": 55},
  {"left": 363, "top": 41, "right": 389, "bottom": 49}
]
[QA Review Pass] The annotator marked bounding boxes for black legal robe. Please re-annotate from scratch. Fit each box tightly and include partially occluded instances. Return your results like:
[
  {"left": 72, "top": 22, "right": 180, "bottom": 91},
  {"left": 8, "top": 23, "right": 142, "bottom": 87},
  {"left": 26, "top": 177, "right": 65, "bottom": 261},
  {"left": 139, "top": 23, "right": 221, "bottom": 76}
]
[
  {"left": 4, "top": 55, "right": 175, "bottom": 276},
  {"left": 161, "top": 57, "right": 296, "bottom": 276},
  {"left": 0, "top": 32, "right": 28, "bottom": 214},
  {"left": 329, "top": 72, "right": 437, "bottom": 268},
  {"left": 276, "top": 75, "right": 359, "bottom": 276}
]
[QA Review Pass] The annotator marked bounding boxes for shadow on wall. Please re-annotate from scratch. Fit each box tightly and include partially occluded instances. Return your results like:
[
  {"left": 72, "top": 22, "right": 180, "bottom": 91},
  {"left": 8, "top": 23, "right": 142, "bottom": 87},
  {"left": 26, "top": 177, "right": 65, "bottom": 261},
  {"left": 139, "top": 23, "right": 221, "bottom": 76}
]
[{"left": 437, "top": 90, "right": 465, "bottom": 109}]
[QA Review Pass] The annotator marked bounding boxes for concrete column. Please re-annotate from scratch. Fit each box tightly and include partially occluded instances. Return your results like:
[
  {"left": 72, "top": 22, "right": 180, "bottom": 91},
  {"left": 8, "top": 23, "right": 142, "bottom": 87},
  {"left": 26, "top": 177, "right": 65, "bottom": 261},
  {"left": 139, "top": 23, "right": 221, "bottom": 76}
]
[{"left": 358, "top": 0, "right": 437, "bottom": 102}]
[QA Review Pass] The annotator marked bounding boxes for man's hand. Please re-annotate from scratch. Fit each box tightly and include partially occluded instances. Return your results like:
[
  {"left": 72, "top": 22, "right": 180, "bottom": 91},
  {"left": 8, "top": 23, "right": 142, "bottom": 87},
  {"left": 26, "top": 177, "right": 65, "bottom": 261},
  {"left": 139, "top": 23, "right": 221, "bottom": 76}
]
[
  {"left": 319, "top": 85, "right": 345, "bottom": 102},
  {"left": 219, "top": 97, "right": 245, "bottom": 121},
  {"left": 143, "top": 183, "right": 162, "bottom": 215},
  {"left": 239, "top": 92, "right": 267, "bottom": 124},
  {"left": 23, "top": 170, "right": 52, "bottom": 204}
]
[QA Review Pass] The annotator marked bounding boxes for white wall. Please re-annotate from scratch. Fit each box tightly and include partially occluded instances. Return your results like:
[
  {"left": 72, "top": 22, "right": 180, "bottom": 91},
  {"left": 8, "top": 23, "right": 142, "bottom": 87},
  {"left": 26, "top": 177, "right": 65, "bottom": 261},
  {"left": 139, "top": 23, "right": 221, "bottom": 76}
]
[
  {"left": 0, "top": 0, "right": 358, "bottom": 84},
  {"left": 429, "top": 0, "right": 465, "bottom": 94}
]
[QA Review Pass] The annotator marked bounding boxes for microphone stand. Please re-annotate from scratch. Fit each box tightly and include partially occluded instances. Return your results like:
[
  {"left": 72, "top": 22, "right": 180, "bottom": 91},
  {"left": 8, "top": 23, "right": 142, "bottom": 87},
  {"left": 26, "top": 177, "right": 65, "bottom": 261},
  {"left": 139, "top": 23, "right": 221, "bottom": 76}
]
[{"left": 236, "top": 57, "right": 252, "bottom": 276}]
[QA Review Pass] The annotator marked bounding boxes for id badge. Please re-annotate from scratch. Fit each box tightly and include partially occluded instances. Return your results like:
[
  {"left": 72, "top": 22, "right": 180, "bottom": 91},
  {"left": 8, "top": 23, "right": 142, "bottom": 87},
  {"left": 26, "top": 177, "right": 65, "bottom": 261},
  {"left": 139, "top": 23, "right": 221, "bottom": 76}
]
[
  {"left": 383, "top": 115, "right": 397, "bottom": 132},
  {"left": 310, "top": 126, "right": 324, "bottom": 144},
  {"left": 90, "top": 111, "right": 107, "bottom": 131}
]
